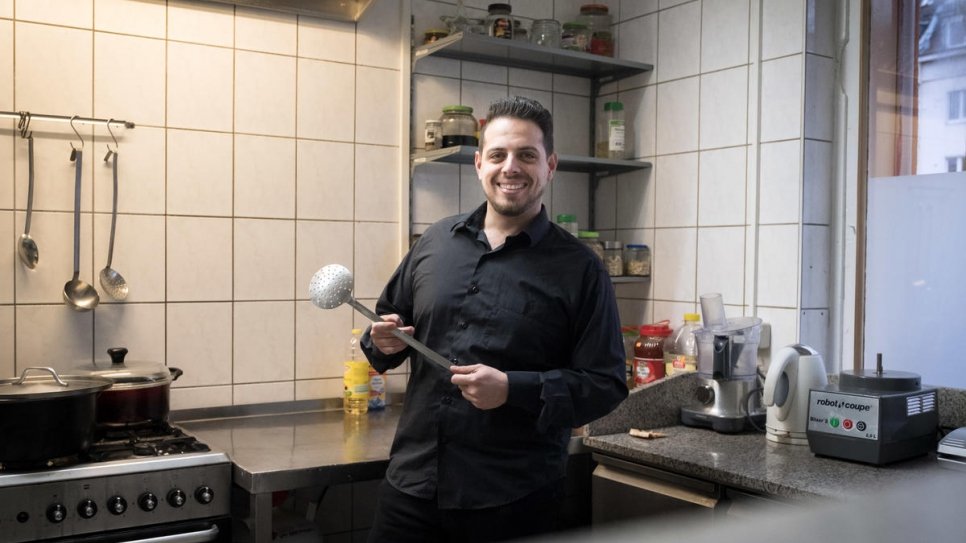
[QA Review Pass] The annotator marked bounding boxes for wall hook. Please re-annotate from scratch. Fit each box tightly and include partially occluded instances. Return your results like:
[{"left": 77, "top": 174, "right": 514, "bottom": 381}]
[
  {"left": 69, "top": 115, "right": 84, "bottom": 162},
  {"left": 104, "top": 118, "right": 118, "bottom": 162}
]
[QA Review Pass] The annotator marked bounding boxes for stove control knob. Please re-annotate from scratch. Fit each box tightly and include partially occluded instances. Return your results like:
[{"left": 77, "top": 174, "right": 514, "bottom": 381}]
[
  {"left": 46, "top": 503, "right": 67, "bottom": 523},
  {"left": 138, "top": 492, "right": 158, "bottom": 512},
  {"left": 108, "top": 496, "right": 127, "bottom": 515},
  {"left": 195, "top": 486, "right": 215, "bottom": 505},
  {"left": 167, "top": 489, "right": 187, "bottom": 508},
  {"left": 77, "top": 499, "right": 98, "bottom": 519}
]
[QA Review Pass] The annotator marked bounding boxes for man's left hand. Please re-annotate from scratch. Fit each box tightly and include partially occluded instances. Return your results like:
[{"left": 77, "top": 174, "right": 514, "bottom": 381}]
[{"left": 450, "top": 364, "right": 508, "bottom": 410}]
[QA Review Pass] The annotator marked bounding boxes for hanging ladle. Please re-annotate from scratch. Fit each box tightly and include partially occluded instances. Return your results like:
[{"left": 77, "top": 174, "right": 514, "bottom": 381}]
[
  {"left": 309, "top": 264, "right": 450, "bottom": 369},
  {"left": 63, "top": 116, "right": 99, "bottom": 312},
  {"left": 99, "top": 120, "right": 128, "bottom": 300},
  {"left": 17, "top": 112, "right": 39, "bottom": 269}
]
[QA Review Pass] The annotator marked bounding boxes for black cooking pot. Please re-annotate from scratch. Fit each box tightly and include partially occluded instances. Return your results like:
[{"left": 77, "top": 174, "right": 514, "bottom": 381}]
[
  {"left": 0, "top": 367, "right": 112, "bottom": 464},
  {"left": 72, "top": 348, "right": 183, "bottom": 427}
]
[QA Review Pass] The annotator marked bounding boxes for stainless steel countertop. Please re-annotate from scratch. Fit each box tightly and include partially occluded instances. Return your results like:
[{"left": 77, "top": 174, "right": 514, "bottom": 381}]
[{"left": 176, "top": 404, "right": 400, "bottom": 494}]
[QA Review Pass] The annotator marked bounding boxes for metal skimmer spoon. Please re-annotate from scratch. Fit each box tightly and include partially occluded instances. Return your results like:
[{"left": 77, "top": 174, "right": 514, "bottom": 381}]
[
  {"left": 63, "top": 149, "right": 99, "bottom": 312},
  {"left": 309, "top": 264, "right": 451, "bottom": 370},
  {"left": 18, "top": 133, "right": 39, "bottom": 269},
  {"left": 99, "top": 149, "right": 128, "bottom": 300}
]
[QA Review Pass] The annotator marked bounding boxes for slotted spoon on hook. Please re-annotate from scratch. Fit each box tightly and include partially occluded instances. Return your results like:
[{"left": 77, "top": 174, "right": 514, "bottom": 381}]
[{"left": 309, "top": 264, "right": 451, "bottom": 370}]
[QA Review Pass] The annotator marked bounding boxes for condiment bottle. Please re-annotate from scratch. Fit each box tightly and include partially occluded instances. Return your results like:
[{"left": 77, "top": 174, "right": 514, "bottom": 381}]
[
  {"left": 344, "top": 329, "right": 369, "bottom": 415},
  {"left": 486, "top": 3, "right": 513, "bottom": 39},
  {"left": 556, "top": 213, "right": 578, "bottom": 236},
  {"left": 664, "top": 313, "right": 701, "bottom": 377},
  {"left": 633, "top": 321, "right": 672, "bottom": 387},
  {"left": 596, "top": 101, "right": 625, "bottom": 159}
]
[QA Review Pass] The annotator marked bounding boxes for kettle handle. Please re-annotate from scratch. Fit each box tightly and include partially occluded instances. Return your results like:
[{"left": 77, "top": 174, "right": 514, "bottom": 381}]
[{"left": 763, "top": 346, "right": 799, "bottom": 408}]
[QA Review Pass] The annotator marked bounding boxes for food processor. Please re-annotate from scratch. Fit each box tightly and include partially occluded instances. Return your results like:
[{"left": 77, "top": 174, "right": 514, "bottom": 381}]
[{"left": 680, "top": 294, "right": 766, "bottom": 433}]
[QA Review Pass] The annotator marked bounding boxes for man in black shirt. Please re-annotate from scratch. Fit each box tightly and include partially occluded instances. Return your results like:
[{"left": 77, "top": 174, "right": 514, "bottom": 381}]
[{"left": 362, "top": 95, "right": 627, "bottom": 542}]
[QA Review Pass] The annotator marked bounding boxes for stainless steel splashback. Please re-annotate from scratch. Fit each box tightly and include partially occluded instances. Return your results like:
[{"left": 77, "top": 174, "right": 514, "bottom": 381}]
[{"left": 206, "top": 0, "right": 374, "bottom": 22}]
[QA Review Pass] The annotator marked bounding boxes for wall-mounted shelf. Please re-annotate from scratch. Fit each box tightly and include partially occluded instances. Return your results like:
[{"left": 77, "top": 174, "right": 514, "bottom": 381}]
[
  {"left": 611, "top": 276, "right": 650, "bottom": 284},
  {"left": 412, "top": 146, "right": 651, "bottom": 178},
  {"left": 414, "top": 32, "right": 653, "bottom": 86}
]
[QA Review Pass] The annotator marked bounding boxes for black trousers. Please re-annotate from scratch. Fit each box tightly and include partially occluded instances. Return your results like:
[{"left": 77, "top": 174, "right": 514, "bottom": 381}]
[{"left": 366, "top": 478, "right": 565, "bottom": 543}]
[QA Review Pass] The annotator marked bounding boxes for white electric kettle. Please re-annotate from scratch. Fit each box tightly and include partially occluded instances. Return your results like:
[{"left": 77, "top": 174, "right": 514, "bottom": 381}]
[{"left": 762, "top": 344, "right": 828, "bottom": 445}]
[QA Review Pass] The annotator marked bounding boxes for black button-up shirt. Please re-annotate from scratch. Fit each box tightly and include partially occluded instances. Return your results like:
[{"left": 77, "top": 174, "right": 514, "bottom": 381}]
[{"left": 361, "top": 203, "right": 627, "bottom": 509}]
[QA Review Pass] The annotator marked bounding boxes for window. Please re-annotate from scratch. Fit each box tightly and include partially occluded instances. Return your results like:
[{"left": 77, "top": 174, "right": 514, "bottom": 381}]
[
  {"left": 860, "top": 0, "right": 966, "bottom": 388},
  {"left": 950, "top": 89, "right": 966, "bottom": 121}
]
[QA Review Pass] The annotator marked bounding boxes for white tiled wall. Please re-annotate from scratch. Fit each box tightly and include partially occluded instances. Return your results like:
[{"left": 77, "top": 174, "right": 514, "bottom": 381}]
[
  {"left": 410, "top": 0, "right": 837, "bottom": 368},
  {"left": 0, "top": 0, "right": 408, "bottom": 407}
]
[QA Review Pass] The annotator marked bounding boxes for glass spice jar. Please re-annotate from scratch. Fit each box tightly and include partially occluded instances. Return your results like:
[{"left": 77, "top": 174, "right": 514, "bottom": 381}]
[
  {"left": 439, "top": 105, "right": 478, "bottom": 148},
  {"left": 424, "top": 119, "right": 441, "bottom": 151},
  {"left": 556, "top": 213, "right": 578, "bottom": 236},
  {"left": 531, "top": 19, "right": 562, "bottom": 48},
  {"left": 578, "top": 3, "right": 614, "bottom": 57},
  {"left": 603, "top": 240, "right": 623, "bottom": 276},
  {"left": 486, "top": 3, "right": 513, "bottom": 39},
  {"left": 623, "top": 244, "right": 651, "bottom": 276},
  {"left": 577, "top": 230, "right": 604, "bottom": 262},
  {"left": 561, "top": 21, "right": 590, "bottom": 52}
]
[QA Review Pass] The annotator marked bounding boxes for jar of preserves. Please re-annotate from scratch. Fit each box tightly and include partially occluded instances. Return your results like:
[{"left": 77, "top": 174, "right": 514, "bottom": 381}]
[
  {"left": 577, "top": 230, "right": 604, "bottom": 262},
  {"left": 623, "top": 244, "right": 650, "bottom": 276},
  {"left": 439, "top": 105, "right": 478, "bottom": 148},
  {"left": 561, "top": 21, "right": 590, "bottom": 52},
  {"left": 633, "top": 321, "right": 672, "bottom": 387},
  {"left": 603, "top": 240, "right": 623, "bottom": 276},
  {"left": 578, "top": 4, "right": 614, "bottom": 57},
  {"left": 486, "top": 3, "right": 513, "bottom": 39},
  {"left": 531, "top": 19, "right": 561, "bottom": 48}
]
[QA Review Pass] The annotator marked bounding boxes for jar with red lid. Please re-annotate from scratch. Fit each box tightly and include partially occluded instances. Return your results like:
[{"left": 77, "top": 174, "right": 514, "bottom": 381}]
[
  {"left": 633, "top": 321, "right": 672, "bottom": 387},
  {"left": 577, "top": 4, "right": 614, "bottom": 57}
]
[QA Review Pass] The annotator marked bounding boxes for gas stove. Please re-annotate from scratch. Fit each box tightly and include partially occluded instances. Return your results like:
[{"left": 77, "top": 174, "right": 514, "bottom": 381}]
[{"left": 0, "top": 423, "right": 231, "bottom": 542}]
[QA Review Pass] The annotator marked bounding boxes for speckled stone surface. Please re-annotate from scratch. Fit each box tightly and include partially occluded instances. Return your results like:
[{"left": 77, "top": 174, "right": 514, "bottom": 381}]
[{"left": 584, "top": 374, "right": 966, "bottom": 502}]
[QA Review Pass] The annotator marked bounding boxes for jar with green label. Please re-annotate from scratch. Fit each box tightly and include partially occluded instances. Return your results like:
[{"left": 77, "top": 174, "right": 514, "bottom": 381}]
[{"left": 596, "top": 101, "right": 625, "bottom": 159}]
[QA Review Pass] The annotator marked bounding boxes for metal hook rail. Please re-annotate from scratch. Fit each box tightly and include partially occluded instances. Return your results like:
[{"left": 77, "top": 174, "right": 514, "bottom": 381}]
[{"left": 0, "top": 110, "right": 135, "bottom": 129}]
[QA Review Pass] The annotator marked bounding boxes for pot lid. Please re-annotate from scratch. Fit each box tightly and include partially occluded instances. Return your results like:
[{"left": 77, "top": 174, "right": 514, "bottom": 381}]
[
  {"left": 0, "top": 367, "right": 112, "bottom": 400},
  {"left": 72, "top": 348, "right": 176, "bottom": 386}
]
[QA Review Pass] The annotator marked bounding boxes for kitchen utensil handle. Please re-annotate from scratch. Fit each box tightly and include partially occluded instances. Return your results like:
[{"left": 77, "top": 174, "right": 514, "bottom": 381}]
[
  {"left": 107, "top": 152, "right": 118, "bottom": 266},
  {"left": 346, "top": 298, "right": 452, "bottom": 370},
  {"left": 72, "top": 150, "right": 83, "bottom": 276},
  {"left": 24, "top": 136, "right": 34, "bottom": 234}
]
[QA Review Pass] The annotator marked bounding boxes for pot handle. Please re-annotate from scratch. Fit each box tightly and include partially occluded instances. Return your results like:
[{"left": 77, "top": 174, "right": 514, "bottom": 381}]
[
  {"left": 15, "top": 367, "right": 68, "bottom": 387},
  {"left": 169, "top": 367, "right": 183, "bottom": 381}
]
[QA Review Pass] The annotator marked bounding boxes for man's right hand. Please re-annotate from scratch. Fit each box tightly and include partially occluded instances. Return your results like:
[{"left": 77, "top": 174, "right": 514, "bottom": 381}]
[{"left": 370, "top": 314, "right": 416, "bottom": 355}]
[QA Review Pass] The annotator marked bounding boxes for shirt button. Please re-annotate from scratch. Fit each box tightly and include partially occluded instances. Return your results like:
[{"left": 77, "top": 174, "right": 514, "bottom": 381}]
[
  {"left": 458, "top": 321, "right": 468, "bottom": 329},
  {"left": 450, "top": 357, "right": 458, "bottom": 364},
  {"left": 468, "top": 284, "right": 479, "bottom": 294},
  {"left": 441, "top": 396, "right": 452, "bottom": 405}
]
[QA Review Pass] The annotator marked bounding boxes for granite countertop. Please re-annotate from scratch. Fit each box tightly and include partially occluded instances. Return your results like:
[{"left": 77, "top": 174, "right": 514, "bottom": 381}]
[{"left": 584, "top": 373, "right": 966, "bottom": 502}]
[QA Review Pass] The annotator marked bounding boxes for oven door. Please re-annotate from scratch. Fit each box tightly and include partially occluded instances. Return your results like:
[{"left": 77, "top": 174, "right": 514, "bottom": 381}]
[{"left": 50, "top": 518, "right": 230, "bottom": 543}]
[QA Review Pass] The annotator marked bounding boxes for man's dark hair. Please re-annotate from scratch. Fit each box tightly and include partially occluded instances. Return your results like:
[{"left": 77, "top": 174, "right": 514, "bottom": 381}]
[{"left": 482, "top": 96, "right": 554, "bottom": 155}]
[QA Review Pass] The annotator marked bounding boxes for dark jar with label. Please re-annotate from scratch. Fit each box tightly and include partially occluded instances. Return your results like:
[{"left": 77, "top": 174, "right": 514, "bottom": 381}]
[
  {"left": 486, "top": 3, "right": 513, "bottom": 39},
  {"left": 633, "top": 321, "right": 672, "bottom": 388}
]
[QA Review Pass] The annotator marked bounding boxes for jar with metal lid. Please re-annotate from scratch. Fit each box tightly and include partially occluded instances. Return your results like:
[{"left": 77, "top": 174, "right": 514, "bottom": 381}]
[
  {"left": 561, "top": 21, "right": 590, "bottom": 52},
  {"left": 633, "top": 321, "right": 672, "bottom": 387},
  {"left": 531, "top": 19, "right": 561, "bottom": 47},
  {"left": 556, "top": 213, "right": 578, "bottom": 236},
  {"left": 486, "top": 3, "right": 513, "bottom": 39},
  {"left": 439, "top": 105, "right": 478, "bottom": 148},
  {"left": 578, "top": 4, "right": 614, "bottom": 57},
  {"left": 603, "top": 240, "right": 623, "bottom": 276},
  {"left": 577, "top": 230, "right": 604, "bottom": 262},
  {"left": 623, "top": 244, "right": 650, "bottom": 276}
]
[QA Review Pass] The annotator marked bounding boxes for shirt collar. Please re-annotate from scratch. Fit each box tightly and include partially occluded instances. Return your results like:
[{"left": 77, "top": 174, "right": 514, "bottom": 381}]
[{"left": 452, "top": 203, "right": 552, "bottom": 247}]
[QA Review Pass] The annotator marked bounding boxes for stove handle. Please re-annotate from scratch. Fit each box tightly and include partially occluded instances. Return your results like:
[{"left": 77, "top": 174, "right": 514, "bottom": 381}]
[{"left": 118, "top": 524, "right": 220, "bottom": 543}]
